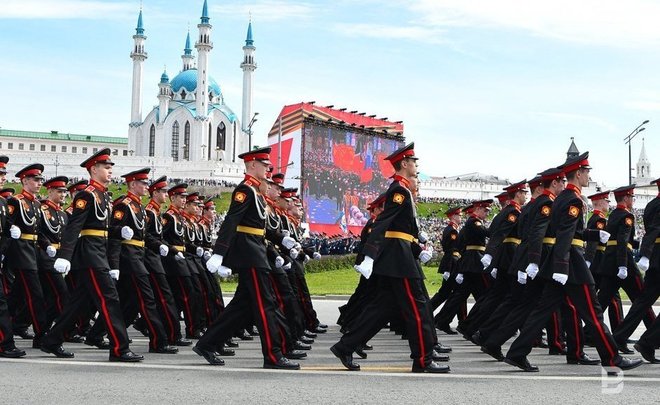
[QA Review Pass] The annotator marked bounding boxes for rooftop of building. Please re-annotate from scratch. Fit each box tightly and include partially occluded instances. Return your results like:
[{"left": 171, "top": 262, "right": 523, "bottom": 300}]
[{"left": 0, "top": 129, "right": 127, "bottom": 145}]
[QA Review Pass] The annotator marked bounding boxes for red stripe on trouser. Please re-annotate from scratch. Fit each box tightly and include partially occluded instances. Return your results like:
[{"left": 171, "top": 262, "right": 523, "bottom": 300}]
[
  {"left": 150, "top": 273, "right": 175, "bottom": 343},
  {"left": 269, "top": 275, "right": 285, "bottom": 312},
  {"left": 552, "top": 312, "right": 562, "bottom": 349},
  {"left": 582, "top": 284, "right": 616, "bottom": 366},
  {"left": 177, "top": 277, "right": 194, "bottom": 336},
  {"left": 132, "top": 274, "right": 158, "bottom": 349},
  {"left": 45, "top": 273, "right": 63, "bottom": 313},
  {"left": 18, "top": 272, "right": 40, "bottom": 334},
  {"left": 278, "top": 327, "right": 286, "bottom": 354},
  {"left": 250, "top": 268, "right": 277, "bottom": 364},
  {"left": 565, "top": 296, "right": 581, "bottom": 359},
  {"left": 198, "top": 277, "right": 212, "bottom": 324},
  {"left": 610, "top": 298, "right": 621, "bottom": 325},
  {"left": 633, "top": 275, "right": 657, "bottom": 321},
  {"left": 403, "top": 278, "right": 426, "bottom": 369},
  {"left": 88, "top": 268, "right": 121, "bottom": 357},
  {"left": 296, "top": 278, "right": 314, "bottom": 327}
]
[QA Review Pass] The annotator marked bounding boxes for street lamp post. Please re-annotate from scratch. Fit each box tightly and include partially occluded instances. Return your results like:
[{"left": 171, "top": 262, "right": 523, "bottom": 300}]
[
  {"left": 215, "top": 146, "right": 221, "bottom": 161},
  {"left": 54, "top": 155, "right": 60, "bottom": 176},
  {"left": 623, "top": 120, "right": 649, "bottom": 185},
  {"left": 201, "top": 144, "right": 207, "bottom": 160},
  {"left": 247, "top": 112, "right": 259, "bottom": 151}
]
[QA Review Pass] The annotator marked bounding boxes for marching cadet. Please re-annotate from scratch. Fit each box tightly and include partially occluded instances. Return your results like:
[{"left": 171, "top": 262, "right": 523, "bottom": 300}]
[
  {"left": 0, "top": 156, "right": 26, "bottom": 358},
  {"left": 429, "top": 206, "right": 462, "bottom": 319},
  {"left": 504, "top": 152, "right": 643, "bottom": 373},
  {"left": 330, "top": 143, "right": 449, "bottom": 373},
  {"left": 196, "top": 146, "right": 300, "bottom": 369},
  {"left": 162, "top": 183, "right": 203, "bottom": 340},
  {"left": 199, "top": 197, "right": 226, "bottom": 317},
  {"left": 109, "top": 168, "right": 178, "bottom": 354},
  {"left": 5, "top": 164, "right": 49, "bottom": 349},
  {"left": 41, "top": 148, "right": 143, "bottom": 362},
  {"left": 621, "top": 177, "right": 660, "bottom": 363}
]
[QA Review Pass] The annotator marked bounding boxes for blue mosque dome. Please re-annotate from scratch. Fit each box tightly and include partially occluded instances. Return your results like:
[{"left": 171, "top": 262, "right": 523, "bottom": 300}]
[{"left": 170, "top": 68, "right": 222, "bottom": 97}]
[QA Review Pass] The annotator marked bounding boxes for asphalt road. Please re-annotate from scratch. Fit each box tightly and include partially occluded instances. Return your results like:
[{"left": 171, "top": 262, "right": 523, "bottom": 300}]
[{"left": 2, "top": 299, "right": 659, "bottom": 404}]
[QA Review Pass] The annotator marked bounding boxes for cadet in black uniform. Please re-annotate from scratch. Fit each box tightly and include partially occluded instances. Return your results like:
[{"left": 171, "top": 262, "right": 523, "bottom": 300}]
[
  {"left": 429, "top": 207, "right": 462, "bottom": 318},
  {"left": 505, "top": 152, "right": 643, "bottom": 373},
  {"left": 330, "top": 143, "right": 449, "bottom": 373},
  {"left": 41, "top": 149, "right": 143, "bottom": 362},
  {"left": 195, "top": 147, "right": 300, "bottom": 370}
]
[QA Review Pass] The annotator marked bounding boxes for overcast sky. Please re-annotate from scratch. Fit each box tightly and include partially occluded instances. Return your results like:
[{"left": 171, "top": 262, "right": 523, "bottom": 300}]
[{"left": 0, "top": 0, "right": 657, "bottom": 188}]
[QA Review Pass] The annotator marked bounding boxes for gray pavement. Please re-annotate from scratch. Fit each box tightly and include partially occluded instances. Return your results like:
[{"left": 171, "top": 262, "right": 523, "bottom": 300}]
[{"left": 2, "top": 299, "right": 660, "bottom": 404}]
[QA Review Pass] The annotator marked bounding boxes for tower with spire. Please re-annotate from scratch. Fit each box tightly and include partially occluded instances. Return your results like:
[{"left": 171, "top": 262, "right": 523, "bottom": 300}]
[
  {"left": 241, "top": 20, "right": 257, "bottom": 148},
  {"left": 635, "top": 138, "right": 652, "bottom": 181},
  {"left": 129, "top": 9, "right": 147, "bottom": 154},
  {"left": 566, "top": 137, "right": 579, "bottom": 160},
  {"left": 192, "top": 0, "right": 213, "bottom": 161},
  {"left": 157, "top": 69, "right": 171, "bottom": 125},
  {"left": 181, "top": 31, "right": 194, "bottom": 71}
]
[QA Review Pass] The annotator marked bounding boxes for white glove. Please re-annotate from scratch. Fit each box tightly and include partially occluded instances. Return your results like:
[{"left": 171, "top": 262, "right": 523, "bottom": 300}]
[
  {"left": 419, "top": 250, "right": 432, "bottom": 264},
  {"left": 121, "top": 226, "right": 134, "bottom": 240},
  {"left": 283, "top": 262, "right": 292, "bottom": 271},
  {"left": 637, "top": 256, "right": 650, "bottom": 272},
  {"left": 294, "top": 242, "right": 302, "bottom": 250},
  {"left": 282, "top": 230, "right": 290, "bottom": 238},
  {"left": 517, "top": 271, "right": 528, "bottom": 285},
  {"left": 109, "top": 269, "right": 120, "bottom": 280},
  {"left": 598, "top": 230, "right": 611, "bottom": 244},
  {"left": 303, "top": 254, "right": 311, "bottom": 264},
  {"left": 10, "top": 225, "right": 21, "bottom": 239},
  {"left": 174, "top": 252, "right": 185, "bottom": 261},
  {"left": 490, "top": 268, "right": 498, "bottom": 279},
  {"left": 481, "top": 254, "right": 493, "bottom": 269},
  {"left": 206, "top": 265, "right": 219, "bottom": 274},
  {"left": 159, "top": 244, "right": 169, "bottom": 257},
  {"left": 289, "top": 248, "right": 299, "bottom": 259},
  {"left": 46, "top": 245, "right": 57, "bottom": 258},
  {"left": 418, "top": 231, "right": 429, "bottom": 244},
  {"left": 455, "top": 273, "right": 464, "bottom": 284},
  {"left": 203, "top": 251, "right": 212, "bottom": 261},
  {"left": 313, "top": 252, "right": 322, "bottom": 260},
  {"left": 552, "top": 273, "right": 568, "bottom": 285},
  {"left": 526, "top": 263, "right": 539, "bottom": 280},
  {"left": 355, "top": 256, "right": 374, "bottom": 279},
  {"left": 585, "top": 261, "right": 591, "bottom": 269},
  {"left": 54, "top": 258, "right": 70, "bottom": 274},
  {"left": 217, "top": 266, "right": 232, "bottom": 279},
  {"left": 617, "top": 266, "right": 628, "bottom": 280},
  {"left": 206, "top": 254, "right": 224, "bottom": 273},
  {"left": 282, "top": 236, "right": 296, "bottom": 249},
  {"left": 196, "top": 247, "right": 204, "bottom": 257},
  {"left": 442, "top": 271, "right": 450, "bottom": 281},
  {"left": 275, "top": 256, "right": 285, "bottom": 268}
]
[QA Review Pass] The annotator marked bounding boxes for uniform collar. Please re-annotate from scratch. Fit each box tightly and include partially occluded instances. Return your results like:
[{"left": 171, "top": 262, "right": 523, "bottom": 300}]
[
  {"left": 44, "top": 199, "right": 61, "bottom": 211},
  {"left": 20, "top": 190, "right": 35, "bottom": 201},
  {"left": 449, "top": 221, "right": 459, "bottom": 229},
  {"left": 615, "top": 203, "right": 630, "bottom": 212},
  {"left": 566, "top": 183, "right": 581, "bottom": 197},
  {"left": 593, "top": 209, "right": 605, "bottom": 218},
  {"left": 127, "top": 191, "right": 141, "bottom": 205},
  {"left": 509, "top": 200, "right": 522, "bottom": 212},
  {"left": 392, "top": 175, "right": 411, "bottom": 189},
  {"left": 147, "top": 200, "right": 161, "bottom": 211},
  {"left": 89, "top": 179, "right": 107, "bottom": 192},
  {"left": 542, "top": 189, "right": 556, "bottom": 201},
  {"left": 244, "top": 174, "right": 261, "bottom": 187},
  {"left": 168, "top": 205, "right": 181, "bottom": 214}
]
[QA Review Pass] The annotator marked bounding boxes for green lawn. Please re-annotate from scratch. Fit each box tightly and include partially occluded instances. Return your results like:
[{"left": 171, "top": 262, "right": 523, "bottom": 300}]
[{"left": 220, "top": 266, "right": 445, "bottom": 296}]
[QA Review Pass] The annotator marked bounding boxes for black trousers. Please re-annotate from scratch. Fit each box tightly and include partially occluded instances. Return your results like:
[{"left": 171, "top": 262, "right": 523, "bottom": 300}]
[
  {"left": 8, "top": 269, "right": 48, "bottom": 339},
  {"left": 461, "top": 273, "right": 509, "bottom": 336},
  {"left": 334, "top": 275, "right": 435, "bottom": 369},
  {"left": 338, "top": 275, "right": 369, "bottom": 326},
  {"left": 0, "top": 276, "right": 17, "bottom": 351},
  {"left": 613, "top": 270, "right": 660, "bottom": 344},
  {"left": 118, "top": 271, "right": 168, "bottom": 350},
  {"left": 293, "top": 263, "right": 319, "bottom": 330},
  {"left": 167, "top": 274, "right": 201, "bottom": 337},
  {"left": 64, "top": 271, "right": 95, "bottom": 336},
  {"left": 598, "top": 272, "right": 656, "bottom": 331},
  {"left": 434, "top": 272, "right": 490, "bottom": 328},
  {"left": 39, "top": 271, "right": 69, "bottom": 329},
  {"left": 270, "top": 272, "right": 305, "bottom": 341},
  {"left": 507, "top": 281, "right": 621, "bottom": 366},
  {"left": 197, "top": 267, "right": 285, "bottom": 363},
  {"left": 430, "top": 278, "right": 467, "bottom": 320},
  {"left": 142, "top": 272, "right": 182, "bottom": 344},
  {"left": 43, "top": 267, "right": 130, "bottom": 357},
  {"left": 341, "top": 275, "right": 379, "bottom": 332}
]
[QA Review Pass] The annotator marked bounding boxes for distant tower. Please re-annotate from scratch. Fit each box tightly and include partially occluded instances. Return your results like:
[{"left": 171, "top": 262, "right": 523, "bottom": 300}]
[
  {"left": 193, "top": 0, "right": 213, "bottom": 161},
  {"left": 566, "top": 137, "right": 579, "bottom": 160},
  {"left": 241, "top": 20, "right": 257, "bottom": 144},
  {"left": 129, "top": 9, "right": 148, "bottom": 153},
  {"left": 636, "top": 138, "right": 651, "bottom": 180},
  {"left": 181, "top": 31, "right": 194, "bottom": 71},
  {"left": 157, "top": 69, "right": 171, "bottom": 124}
]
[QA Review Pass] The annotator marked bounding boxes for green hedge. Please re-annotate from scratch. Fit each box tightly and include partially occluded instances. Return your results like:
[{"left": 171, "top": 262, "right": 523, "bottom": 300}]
[{"left": 302, "top": 253, "right": 441, "bottom": 272}]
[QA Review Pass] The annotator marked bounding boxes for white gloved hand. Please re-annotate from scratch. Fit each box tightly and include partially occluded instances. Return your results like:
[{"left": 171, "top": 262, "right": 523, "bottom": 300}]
[
  {"left": 455, "top": 273, "right": 464, "bottom": 284},
  {"left": 442, "top": 271, "right": 450, "bottom": 281},
  {"left": 282, "top": 230, "right": 290, "bottom": 238},
  {"left": 526, "top": 263, "right": 539, "bottom": 280},
  {"left": 174, "top": 252, "right": 185, "bottom": 261},
  {"left": 9, "top": 225, "right": 21, "bottom": 239},
  {"left": 419, "top": 250, "right": 432, "bottom": 264},
  {"left": 159, "top": 244, "right": 169, "bottom": 257},
  {"left": 206, "top": 254, "right": 224, "bottom": 273},
  {"left": 552, "top": 273, "right": 568, "bottom": 285},
  {"left": 355, "top": 256, "right": 374, "bottom": 279},
  {"left": 282, "top": 236, "right": 296, "bottom": 249},
  {"left": 517, "top": 271, "right": 528, "bottom": 285},
  {"left": 121, "top": 226, "right": 134, "bottom": 240},
  {"left": 585, "top": 261, "right": 591, "bottom": 269},
  {"left": 303, "top": 254, "right": 311, "bottom": 264},
  {"left": 490, "top": 268, "right": 498, "bottom": 279},
  {"left": 418, "top": 231, "right": 429, "bottom": 244},
  {"left": 217, "top": 266, "right": 232, "bottom": 279},
  {"left": 637, "top": 256, "right": 650, "bottom": 272},
  {"left": 283, "top": 262, "right": 292, "bottom": 271},
  {"left": 313, "top": 252, "right": 322, "bottom": 260},
  {"left": 203, "top": 251, "right": 212, "bottom": 261},
  {"left": 598, "top": 230, "right": 611, "bottom": 244},
  {"left": 289, "top": 248, "right": 299, "bottom": 259},
  {"left": 54, "top": 258, "right": 70, "bottom": 274},
  {"left": 481, "top": 253, "right": 493, "bottom": 269},
  {"left": 196, "top": 247, "right": 204, "bottom": 257},
  {"left": 294, "top": 242, "right": 302, "bottom": 250},
  {"left": 46, "top": 245, "right": 57, "bottom": 258},
  {"left": 617, "top": 266, "right": 628, "bottom": 279},
  {"left": 109, "top": 269, "right": 120, "bottom": 280},
  {"left": 275, "top": 256, "right": 285, "bottom": 268}
]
